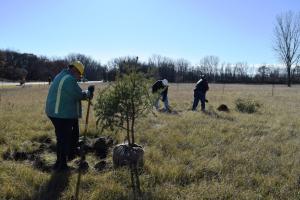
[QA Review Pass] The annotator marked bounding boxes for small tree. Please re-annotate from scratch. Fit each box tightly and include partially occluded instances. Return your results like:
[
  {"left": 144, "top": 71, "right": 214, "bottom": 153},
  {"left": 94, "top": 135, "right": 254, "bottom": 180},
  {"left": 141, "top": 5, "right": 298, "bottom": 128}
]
[{"left": 94, "top": 70, "right": 154, "bottom": 146}]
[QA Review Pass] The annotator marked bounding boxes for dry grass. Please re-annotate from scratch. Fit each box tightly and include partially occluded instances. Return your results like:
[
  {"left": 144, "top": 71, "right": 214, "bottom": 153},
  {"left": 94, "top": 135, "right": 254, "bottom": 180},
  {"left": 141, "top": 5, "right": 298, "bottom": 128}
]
[{"left": 0, "top": 83, "right": 300, "bottom": 199}]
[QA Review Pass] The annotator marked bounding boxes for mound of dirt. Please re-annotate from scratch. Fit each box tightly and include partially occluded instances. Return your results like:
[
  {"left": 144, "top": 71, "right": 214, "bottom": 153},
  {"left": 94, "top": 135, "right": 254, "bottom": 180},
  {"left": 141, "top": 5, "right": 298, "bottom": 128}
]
[
  {"left": 76, "top": 160, "right": 89, "bottom": 172},
  {"left": 78, "top": 136, "right": 114, "bottom": 159},
  {"left": 2, "top": 150, "right": 13, "bottom": 160},
  {"left": 33, "top": 156, "right": 52, "bottom": 172},
  {"left": 93, "top": 137, "right": 108, "bottom": 159},
  {"left": 217, "top": 104, "right": 229, "bottom": 112},
  {"left": 2, "top": 135, "right": 115, "bottom": 172},
  {"left": 13, "top": 151, "right": 28, "bottom": 161},
  {"left": 94, "top": 161, "right": 107, "bottom": 171}
]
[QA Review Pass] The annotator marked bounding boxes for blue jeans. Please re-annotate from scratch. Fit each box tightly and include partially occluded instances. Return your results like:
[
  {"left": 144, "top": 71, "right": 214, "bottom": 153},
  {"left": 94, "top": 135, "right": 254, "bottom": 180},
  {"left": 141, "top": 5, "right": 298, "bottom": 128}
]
[
  {"left": 192, "top": 92, "right": 206, "bottom": 111},
  {"left": 154, "top": 95, "right": 169, "bottom": 110}
]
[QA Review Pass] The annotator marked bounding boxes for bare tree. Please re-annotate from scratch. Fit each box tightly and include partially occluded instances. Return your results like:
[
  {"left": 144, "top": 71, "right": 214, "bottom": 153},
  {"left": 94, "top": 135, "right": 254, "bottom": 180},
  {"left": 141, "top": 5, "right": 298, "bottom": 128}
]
[
  {"left": 257, "top": 65, "right": 271, "bottom": 83},
  {"left": 274, "top": 11, "right": 300, "bottom": 87},
  {"left": 199, "top": 55, "right": 219, "bottom": 81},
  {"left": 175, "top": 58, "right": 190, "bottom": 82},
  {"left": 225, "top": 63, "right": 233, "bottom": 81},
  {"left": 233, "top": 62, "right": 248, "bottom": 82},
  {"left": 148, "top": 54, "right": 176, "bottom": 82}
]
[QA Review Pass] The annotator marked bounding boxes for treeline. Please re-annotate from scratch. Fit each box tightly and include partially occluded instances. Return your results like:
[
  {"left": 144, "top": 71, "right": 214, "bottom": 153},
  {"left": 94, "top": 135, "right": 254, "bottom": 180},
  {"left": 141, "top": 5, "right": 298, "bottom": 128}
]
[
  {"left": 1, "top": 49, "right": 300, "bottom": 84},
  {"left": 0, "top": 50, "right": 106, "bottom": 82}
]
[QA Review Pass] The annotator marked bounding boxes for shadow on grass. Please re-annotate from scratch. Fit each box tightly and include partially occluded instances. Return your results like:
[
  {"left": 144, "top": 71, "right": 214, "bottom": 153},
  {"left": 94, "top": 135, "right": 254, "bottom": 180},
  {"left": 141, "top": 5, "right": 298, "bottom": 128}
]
[
  {"left": 33, "top": 170, "right": 71, "bottom": 200},
  {"left": 203, "top": 109, "right": 234, "bottom": 121}
]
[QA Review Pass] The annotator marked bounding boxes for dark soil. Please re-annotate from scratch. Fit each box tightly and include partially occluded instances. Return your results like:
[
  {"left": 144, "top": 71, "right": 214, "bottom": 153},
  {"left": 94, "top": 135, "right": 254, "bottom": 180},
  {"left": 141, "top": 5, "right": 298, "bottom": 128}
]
[
  {"left": 94, "top": 161, "right": 107, "bottom": 171},
  {"left": 217, "top": 104, "right": 229, "bottom": 112},
  {"left": 2, "top": 135, "right": 115, "bottom": 173}
]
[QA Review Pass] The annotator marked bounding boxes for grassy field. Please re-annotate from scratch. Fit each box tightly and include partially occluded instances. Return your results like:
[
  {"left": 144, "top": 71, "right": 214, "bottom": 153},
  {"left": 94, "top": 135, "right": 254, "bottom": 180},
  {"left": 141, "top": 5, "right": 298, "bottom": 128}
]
[{"left": 0, "top": 83, "right": 300, "bottom": 200}]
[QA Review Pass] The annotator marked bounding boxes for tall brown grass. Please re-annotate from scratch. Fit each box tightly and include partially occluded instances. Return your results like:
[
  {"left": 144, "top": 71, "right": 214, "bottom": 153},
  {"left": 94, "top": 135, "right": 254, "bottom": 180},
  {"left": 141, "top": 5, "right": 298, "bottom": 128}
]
[{"left": 0, "top": 83, "right": 300, "bottom": 199}]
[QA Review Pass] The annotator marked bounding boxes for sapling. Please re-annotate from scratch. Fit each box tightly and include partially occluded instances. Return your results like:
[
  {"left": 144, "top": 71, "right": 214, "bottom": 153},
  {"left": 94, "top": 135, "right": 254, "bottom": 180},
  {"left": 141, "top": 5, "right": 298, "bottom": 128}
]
[{"left": 94, "top": 69, "right": 154, "bottom": 199}]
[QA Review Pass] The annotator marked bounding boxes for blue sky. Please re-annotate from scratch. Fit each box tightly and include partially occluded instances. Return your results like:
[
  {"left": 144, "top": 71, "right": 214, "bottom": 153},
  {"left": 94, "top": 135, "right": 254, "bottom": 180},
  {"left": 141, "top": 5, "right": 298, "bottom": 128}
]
[{"left": 0, "top": 0, "right": 299, "bottom": 65}]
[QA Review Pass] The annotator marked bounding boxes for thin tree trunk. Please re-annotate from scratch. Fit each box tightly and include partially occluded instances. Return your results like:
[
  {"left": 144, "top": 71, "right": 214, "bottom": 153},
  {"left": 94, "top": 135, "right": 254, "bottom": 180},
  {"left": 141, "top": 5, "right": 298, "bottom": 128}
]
[
  {"left": 134, "top": 165, "right": 141, "bottom": 196},
  {"left": 130, "top": 91, "right": 136, "bottom": 146},
  {"left": 130, "top": 164, "right": 137, "bottom": 200},
  {"left": 131, "top": 117, "right": 135, "bottom": 145},
  {"left": 131, "top": 98, "right": 135, "bottom": 146},
  {"left": 130, "top": 76, "right": 136, "bottom": 146},
  {"left": 126, "top": 114, "right": 131, "bottom": 145},
  {"left": 288, "top": 65, "right": 291, "bottom": 87}
]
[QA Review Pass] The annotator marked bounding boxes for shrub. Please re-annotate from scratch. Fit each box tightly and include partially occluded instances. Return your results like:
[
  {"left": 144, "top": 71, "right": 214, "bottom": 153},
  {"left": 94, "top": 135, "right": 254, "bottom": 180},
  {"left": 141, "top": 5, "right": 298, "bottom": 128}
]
[{"left": 235, "top": 98, "right": 261, "bottom": 113}]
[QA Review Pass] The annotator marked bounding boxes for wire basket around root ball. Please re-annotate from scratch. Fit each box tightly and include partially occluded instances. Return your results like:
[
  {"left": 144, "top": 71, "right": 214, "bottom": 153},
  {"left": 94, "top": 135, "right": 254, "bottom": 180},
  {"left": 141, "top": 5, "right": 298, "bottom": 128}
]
[{"left": 112, "top": 144, "right": 144, "bottom": 168}]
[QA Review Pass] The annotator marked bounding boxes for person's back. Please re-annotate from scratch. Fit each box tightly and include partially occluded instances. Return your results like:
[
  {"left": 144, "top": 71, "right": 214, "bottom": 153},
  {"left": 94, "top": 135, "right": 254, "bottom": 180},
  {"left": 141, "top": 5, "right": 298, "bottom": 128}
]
[
  {"left": 194, "top": 78, "right": 209, "bottom": 94},
  {"left": 152, "top": 79, "right": 170, "bottom": 111},
  {"left": 45, "top": 61, "right": 91, "bottom": 171},
  {"left": 46, "top": 69, "right": 85, "bottom": 119},
  {"left": 152, "top": 80, "right": 164, "bottom": 93},
  {"left": 192, "top": 76, "right": 209, "bottom": 111}
]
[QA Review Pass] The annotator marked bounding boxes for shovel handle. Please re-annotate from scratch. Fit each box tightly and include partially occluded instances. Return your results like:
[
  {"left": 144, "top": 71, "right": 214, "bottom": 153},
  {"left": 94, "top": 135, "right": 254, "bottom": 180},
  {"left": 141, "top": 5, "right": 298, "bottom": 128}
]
[
  {"left": 84, "top": 98, "right": 91, "bottom": 138},
  {"left": 74, "top": 98, "right": 92, "bottom": 200}
]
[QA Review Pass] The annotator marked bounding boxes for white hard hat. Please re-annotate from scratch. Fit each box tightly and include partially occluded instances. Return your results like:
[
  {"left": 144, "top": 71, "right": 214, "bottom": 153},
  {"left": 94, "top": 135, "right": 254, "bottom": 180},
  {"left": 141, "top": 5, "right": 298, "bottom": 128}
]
[{"left": 162, "top": 79, "right": 168, "bottom": 86}]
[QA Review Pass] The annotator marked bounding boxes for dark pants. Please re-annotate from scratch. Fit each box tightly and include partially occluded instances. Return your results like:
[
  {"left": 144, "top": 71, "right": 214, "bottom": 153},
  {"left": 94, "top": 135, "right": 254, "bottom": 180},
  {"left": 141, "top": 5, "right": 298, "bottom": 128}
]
[
  {"left": 49, "top": 117, "right": 79, "bottom": 167},
  {"left": 70, "top": 119, "right": 79, "bottom": 157},
  {"left": 192, "top": 92, "right": 206, "bottom": 111}
]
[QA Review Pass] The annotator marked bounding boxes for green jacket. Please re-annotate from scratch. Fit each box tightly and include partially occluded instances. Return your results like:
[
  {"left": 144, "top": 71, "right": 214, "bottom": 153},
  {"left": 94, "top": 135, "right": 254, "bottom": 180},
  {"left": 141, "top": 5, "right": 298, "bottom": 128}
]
[{"left": 45, "top": 69, "right": 86, "bottom": 119}]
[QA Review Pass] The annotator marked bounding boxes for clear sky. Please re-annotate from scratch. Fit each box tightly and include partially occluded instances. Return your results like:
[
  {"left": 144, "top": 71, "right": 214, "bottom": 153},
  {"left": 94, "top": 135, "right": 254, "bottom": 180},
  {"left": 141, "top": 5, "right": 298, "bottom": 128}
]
[{"left": 0, "top": 0, "right": 299, "bottom": 65}]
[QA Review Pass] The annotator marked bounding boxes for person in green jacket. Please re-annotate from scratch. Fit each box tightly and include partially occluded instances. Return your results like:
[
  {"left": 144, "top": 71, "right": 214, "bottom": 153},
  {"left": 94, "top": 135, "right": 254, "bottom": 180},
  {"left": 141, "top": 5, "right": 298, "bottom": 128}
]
[{"left": 45, "top": 61, "right": 93, "bottom": 171}]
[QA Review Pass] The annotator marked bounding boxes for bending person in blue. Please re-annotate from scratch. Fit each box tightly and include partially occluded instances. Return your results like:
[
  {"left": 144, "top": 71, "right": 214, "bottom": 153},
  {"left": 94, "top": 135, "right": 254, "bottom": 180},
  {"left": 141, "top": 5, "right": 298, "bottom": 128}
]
[
  {"left": 192, "top": 75, "right": 209, "bottom": 111},
  {"left": 152, "top": 79, "right": 170, "bottom": 112}
]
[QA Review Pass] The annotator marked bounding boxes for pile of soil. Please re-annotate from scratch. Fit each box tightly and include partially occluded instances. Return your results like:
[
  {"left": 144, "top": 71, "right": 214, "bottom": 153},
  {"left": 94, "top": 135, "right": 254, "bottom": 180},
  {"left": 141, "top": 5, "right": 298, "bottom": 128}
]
[
  {"left": 78, "top": 136, "right": 114, "bottom": 159},
  {"left": 2, "top": 136, "right": 115, "bottom": 172},
  {"left": 217, "top": 104, "right": 229, "bottom": 112}
]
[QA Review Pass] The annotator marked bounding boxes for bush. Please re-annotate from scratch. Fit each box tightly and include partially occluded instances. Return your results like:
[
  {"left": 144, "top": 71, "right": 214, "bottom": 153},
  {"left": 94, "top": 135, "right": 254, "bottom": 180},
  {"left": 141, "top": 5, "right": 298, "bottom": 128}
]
[{"left": 235, "top": 98, "right": 261, "bottom": 113}]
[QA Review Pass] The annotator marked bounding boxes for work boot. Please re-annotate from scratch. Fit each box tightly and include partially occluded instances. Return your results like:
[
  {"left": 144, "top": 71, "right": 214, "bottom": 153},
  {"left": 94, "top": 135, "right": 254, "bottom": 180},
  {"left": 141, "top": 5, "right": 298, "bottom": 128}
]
[
  {"left": 52, "top": 161, "right": 60, "bottom": 171},
  {"left": 68, "top": 146, "right": 80, "bottom": 161}
]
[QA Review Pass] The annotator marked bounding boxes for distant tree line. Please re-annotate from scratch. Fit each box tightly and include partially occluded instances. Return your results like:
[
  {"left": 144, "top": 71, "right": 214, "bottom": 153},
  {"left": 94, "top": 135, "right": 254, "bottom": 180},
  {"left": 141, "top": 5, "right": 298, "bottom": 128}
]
[
  {"left": 1, "top": 49, "right": 300, "bottom": 84},
  {"left": 0, "top": 50, "right": 106, "bottom": 82}
]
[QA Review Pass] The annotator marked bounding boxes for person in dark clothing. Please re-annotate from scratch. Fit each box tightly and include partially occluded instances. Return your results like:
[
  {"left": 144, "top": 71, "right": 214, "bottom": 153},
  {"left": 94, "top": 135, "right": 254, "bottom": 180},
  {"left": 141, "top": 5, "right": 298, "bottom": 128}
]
[
  {"left": 192, "top": 75, "right": 209, "bottom": 111},
  {"left": 68, "top": 119, "right": 79, "bottom": 161},
  {"left": 48, "top": 76, "right": 52, "bottom": 85},
  {"left": 152, "top": 79, "right": 170, "bottom": 111}
]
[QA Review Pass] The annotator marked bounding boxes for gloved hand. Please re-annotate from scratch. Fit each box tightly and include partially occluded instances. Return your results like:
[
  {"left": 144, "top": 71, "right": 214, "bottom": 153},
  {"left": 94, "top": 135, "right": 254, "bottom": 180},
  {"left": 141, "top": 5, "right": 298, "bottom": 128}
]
[
  {"left": 88, "top": 85, "right": 95, "bottom": 93},
  {"left": 87, "top": 85, "right": 95, "bottom": 99}
]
